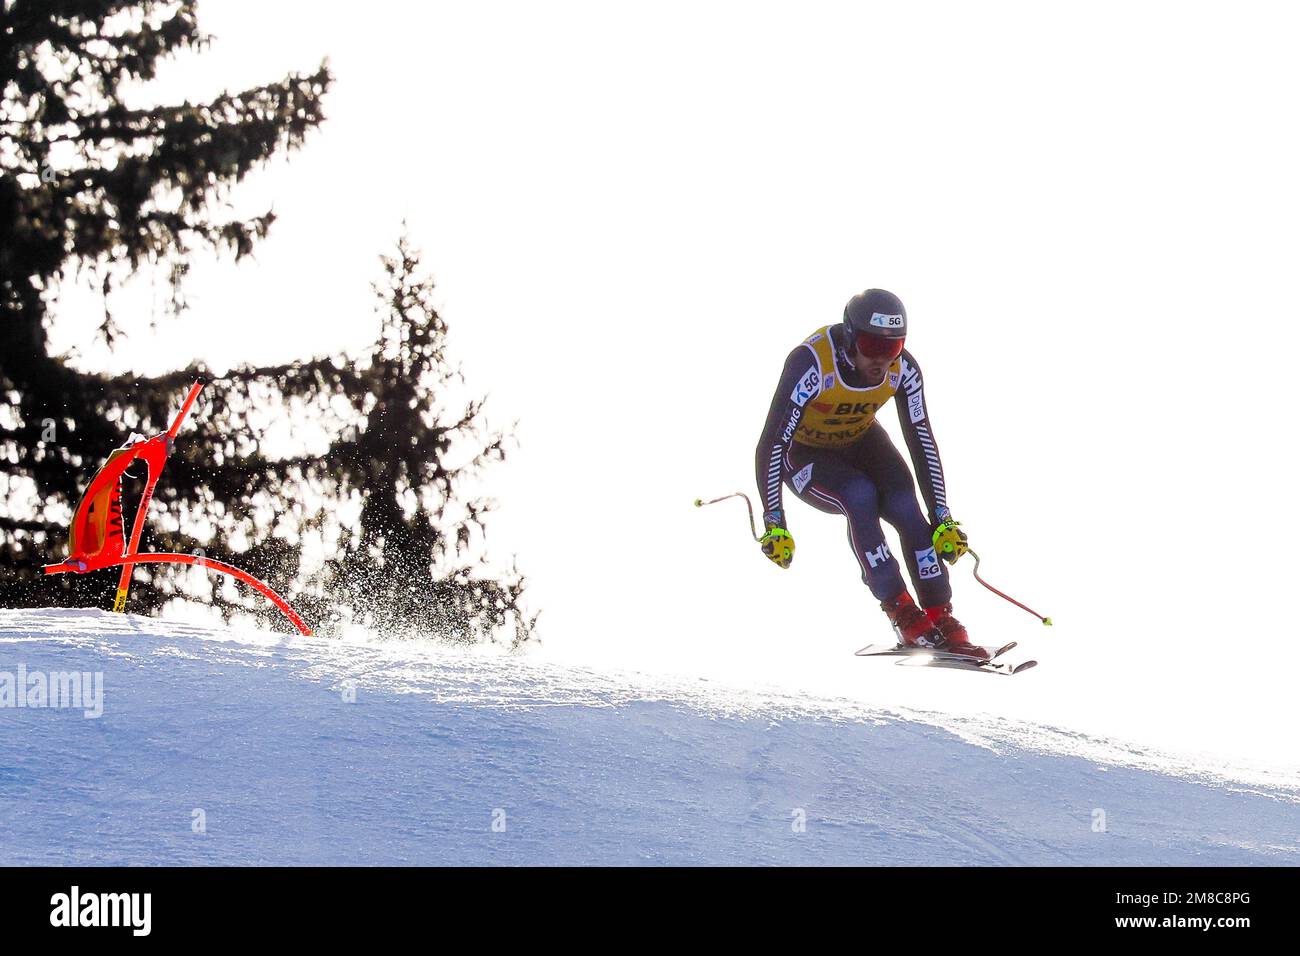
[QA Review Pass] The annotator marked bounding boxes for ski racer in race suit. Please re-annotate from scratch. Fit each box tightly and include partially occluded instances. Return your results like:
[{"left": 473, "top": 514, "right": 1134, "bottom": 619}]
[{"left": 753, "top": 289, "right": 984, "bottom": 657}]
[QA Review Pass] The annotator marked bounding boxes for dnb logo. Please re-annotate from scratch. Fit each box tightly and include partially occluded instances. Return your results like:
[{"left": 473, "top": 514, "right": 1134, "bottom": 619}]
[
  {"left": 915, "top": 546, "right": 941, "bottom": 580},
  {"left": 907, "top": 390, "right": 925, "bottom": 423},
  {"left": 792, "top": 462, "right": 814, "bottom": 493}
]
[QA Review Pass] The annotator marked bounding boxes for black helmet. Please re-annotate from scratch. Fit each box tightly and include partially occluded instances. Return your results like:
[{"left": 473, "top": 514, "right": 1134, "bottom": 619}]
[{"left": 842, "top": 289, "right": 907, "bottom": 360}]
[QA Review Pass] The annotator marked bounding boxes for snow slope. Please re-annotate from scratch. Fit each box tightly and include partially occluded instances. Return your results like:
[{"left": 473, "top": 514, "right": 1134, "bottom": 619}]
[{"left": 1, "top": 608, "right": 1296, "bottom": 866}]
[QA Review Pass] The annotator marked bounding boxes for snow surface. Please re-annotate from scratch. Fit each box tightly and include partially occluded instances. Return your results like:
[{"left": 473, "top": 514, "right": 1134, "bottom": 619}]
[{"left": 1, "top": 607, "right": 1296, "bottom": 866}]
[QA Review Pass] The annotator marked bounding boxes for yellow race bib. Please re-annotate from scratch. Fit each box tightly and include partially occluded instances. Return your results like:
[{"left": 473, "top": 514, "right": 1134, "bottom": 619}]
[{"left": 793, "top": 326, "right": 901, "bottom": 449}]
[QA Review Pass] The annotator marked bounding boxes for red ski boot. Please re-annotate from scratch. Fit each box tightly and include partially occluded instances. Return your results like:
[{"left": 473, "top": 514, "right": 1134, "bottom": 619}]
[
  {"left": 924, "top": 603, "right": 989, "bottom": 660},
  {"left": 880, "top": 590, "right": 945, "bottom": 649}
]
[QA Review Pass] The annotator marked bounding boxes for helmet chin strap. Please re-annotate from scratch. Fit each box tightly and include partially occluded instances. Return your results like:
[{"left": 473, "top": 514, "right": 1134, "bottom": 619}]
[
  {"left": 835, "top": 325, "right": 856, "bottom": 365},
  {"left": 836, "top": 341, "right": 856, "bottom": 375}
]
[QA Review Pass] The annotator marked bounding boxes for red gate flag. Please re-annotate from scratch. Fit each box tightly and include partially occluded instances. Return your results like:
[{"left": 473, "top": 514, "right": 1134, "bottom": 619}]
[{"left": 43, "top": 381, "right": 313, "bottom": 636}]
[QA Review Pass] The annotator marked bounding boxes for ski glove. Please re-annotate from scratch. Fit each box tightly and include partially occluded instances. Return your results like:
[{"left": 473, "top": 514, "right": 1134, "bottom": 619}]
[
  {"left": 759, "top": 510, "right": 794, "bottom": 569},
  {"left": 932, "top": 518, "right": 969, "bottom": 565},
  {"left": 760, "top": 527, "right": 794, "bottom": 568}
]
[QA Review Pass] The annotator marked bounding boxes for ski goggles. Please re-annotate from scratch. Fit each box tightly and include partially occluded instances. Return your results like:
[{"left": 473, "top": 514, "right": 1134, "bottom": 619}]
[{"left": 852, "top": 332, "right": 905, "bottom": 361}]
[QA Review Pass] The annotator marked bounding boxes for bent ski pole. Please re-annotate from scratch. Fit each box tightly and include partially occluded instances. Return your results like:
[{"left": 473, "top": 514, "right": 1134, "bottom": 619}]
[
  {"left": 964, "top": 548, "right": 1052, "bottom": 626},
  {"left": 693, "top": 491, "right": 762, "bottom": 541}
]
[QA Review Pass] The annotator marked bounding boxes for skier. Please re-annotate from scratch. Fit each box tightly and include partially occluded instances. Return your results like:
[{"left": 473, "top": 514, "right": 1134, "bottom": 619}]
[{"left": 753, "top": 289, "right": 985, "bottom": 657}]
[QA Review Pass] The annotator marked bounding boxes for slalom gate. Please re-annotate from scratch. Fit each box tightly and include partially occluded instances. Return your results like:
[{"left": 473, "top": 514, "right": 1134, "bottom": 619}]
[{"left": 42, "top": 380, "right": 313, "bottom": 635}]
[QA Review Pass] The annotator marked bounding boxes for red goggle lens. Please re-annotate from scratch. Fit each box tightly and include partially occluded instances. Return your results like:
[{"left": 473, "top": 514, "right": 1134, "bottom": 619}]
[{"left": 853, "top": 333, "right": 904, "bottom": 361}]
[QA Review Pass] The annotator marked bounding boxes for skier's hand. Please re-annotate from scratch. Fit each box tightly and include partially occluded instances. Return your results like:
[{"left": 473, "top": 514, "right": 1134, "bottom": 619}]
[
  {"left": 932, "top": 518, "right": 969, "bottom": 564},
  {"left": 760, "top": 527, "right": 794, "bottom": 568},
  {"left": 759, "top": 510, "right": 795, "bottom": 569}
]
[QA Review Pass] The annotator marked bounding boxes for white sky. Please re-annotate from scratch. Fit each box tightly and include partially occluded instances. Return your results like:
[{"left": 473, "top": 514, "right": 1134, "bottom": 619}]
[{"left": 50, "top": 1, "right": 1300, "bottom": 777}]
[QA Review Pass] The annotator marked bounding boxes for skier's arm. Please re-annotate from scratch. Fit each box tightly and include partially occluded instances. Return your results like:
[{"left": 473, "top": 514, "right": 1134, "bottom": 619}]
[
  {"left": 895, "top": 348, "right": 951, "bottom": 526},
  {"left": 754, "top": 344, "right": 821, "bottom": 529}
]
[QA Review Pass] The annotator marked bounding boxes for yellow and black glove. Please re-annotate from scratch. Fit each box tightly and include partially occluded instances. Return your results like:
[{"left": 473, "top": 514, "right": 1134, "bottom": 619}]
[
  {"left": 932, "top": 517, "right": 969, "bottom": 565},
  {"left": 759, "top": 511, "right": 795, "bottom": 569}
]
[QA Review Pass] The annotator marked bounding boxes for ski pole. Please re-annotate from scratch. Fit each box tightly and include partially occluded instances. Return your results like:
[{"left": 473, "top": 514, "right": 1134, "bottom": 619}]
[
  {"left": 693, "top": 491, "right": 762, "bottom": 542},
  {"left": 963, "top": 548, "right": 1052, "bottom": 626},
  {"left": 697, "top": 491, "right": 1052, "bottom": 625}
]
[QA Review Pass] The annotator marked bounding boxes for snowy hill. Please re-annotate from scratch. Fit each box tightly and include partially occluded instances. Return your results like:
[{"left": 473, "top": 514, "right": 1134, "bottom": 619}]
[{"left": 1, "top": 607, "right": 1296, "bottom": 866}]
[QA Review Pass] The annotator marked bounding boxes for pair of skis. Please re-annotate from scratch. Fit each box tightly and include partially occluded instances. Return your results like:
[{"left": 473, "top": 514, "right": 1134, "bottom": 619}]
[{"left": 855, "top": 641, "right": 1038, "bottom": 676}]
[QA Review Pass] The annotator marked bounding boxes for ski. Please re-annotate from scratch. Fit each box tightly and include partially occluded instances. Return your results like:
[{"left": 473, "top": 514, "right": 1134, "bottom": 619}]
[
  {"left": 854, "top": 640, "right": 1016, "bottom": 662},
  {"left": 896, "top": 655, "right": 1038, "bottom": 676},
  {"left": 854, "top": 641, "right": 1037, "bottom": 675}
]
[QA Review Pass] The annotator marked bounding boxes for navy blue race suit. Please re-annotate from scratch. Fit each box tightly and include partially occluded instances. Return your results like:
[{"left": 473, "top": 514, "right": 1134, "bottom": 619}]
[{"left": 755, "top": 324, "right": 952, "bottom": 605}]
